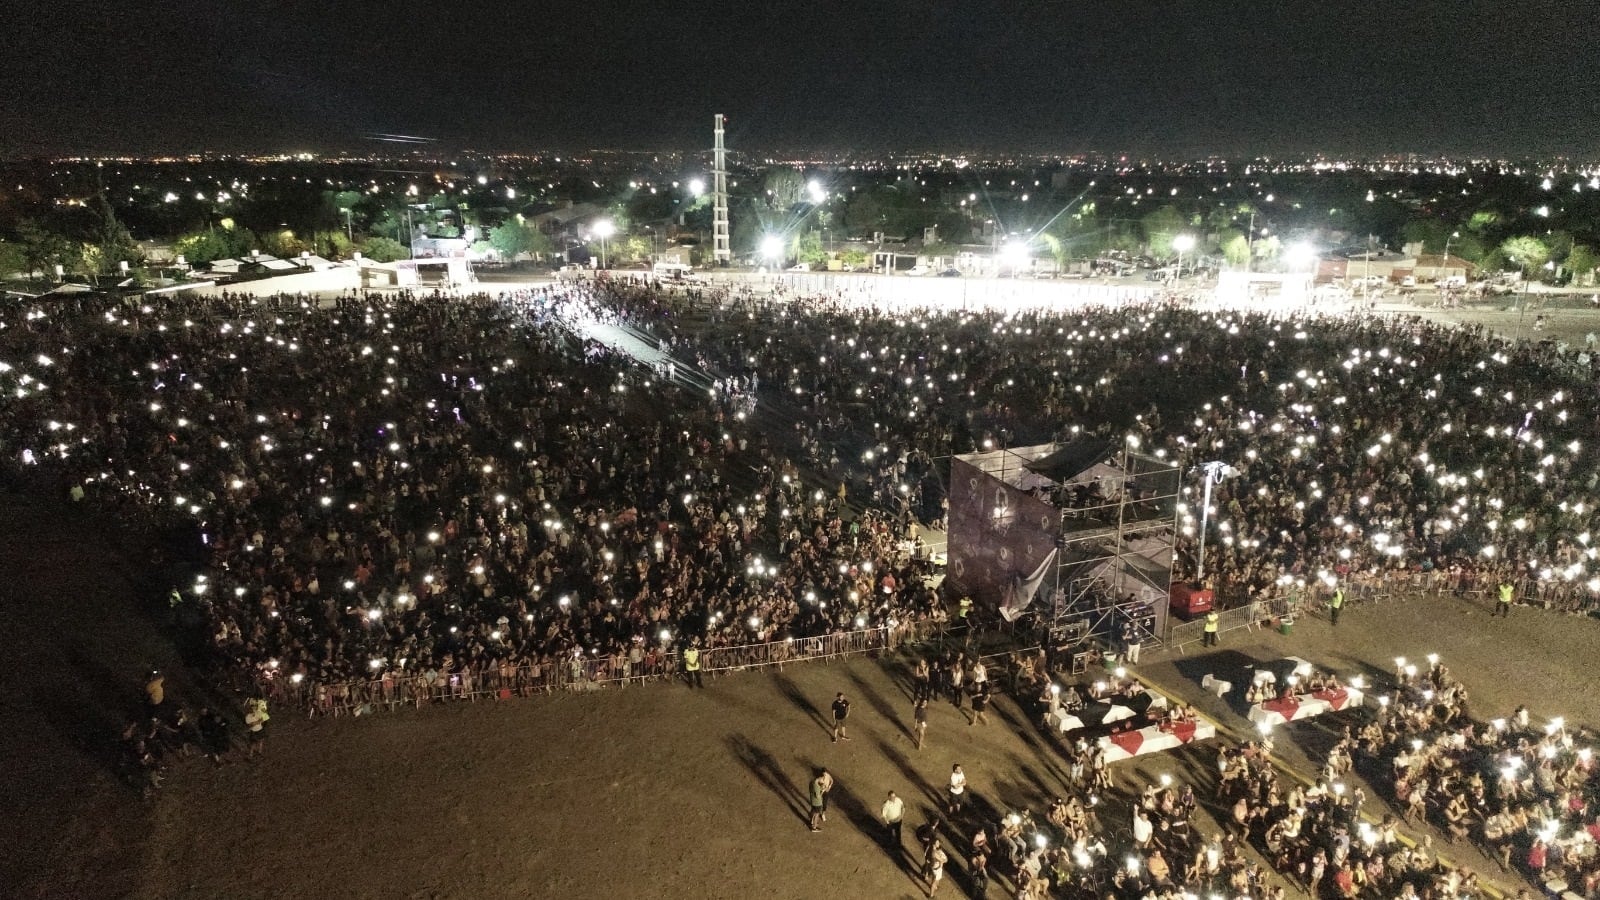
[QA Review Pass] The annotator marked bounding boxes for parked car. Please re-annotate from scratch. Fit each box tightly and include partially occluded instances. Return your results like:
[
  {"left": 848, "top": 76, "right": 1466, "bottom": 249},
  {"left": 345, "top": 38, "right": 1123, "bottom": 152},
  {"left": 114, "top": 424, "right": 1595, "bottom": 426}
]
[
  {"left": 937, "top": 268, "right": 961, "bottom": 277},
  {"left": 905, "top": 265, "right": 930, "bottom": 276}
]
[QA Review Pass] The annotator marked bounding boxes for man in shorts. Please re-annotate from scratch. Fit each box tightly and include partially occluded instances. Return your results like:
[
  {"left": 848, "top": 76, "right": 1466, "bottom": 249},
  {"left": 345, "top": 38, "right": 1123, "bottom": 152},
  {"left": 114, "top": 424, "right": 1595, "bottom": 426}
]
[{"left": 831, "top": 691, "right": 852, "bottom": 742}]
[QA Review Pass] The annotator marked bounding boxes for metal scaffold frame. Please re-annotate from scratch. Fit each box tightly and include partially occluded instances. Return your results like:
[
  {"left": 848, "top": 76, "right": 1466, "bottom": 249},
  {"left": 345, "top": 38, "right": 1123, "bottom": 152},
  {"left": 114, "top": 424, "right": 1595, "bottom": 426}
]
[{"left": 946, "top": 439, "right": 1181, "bottom": 649}]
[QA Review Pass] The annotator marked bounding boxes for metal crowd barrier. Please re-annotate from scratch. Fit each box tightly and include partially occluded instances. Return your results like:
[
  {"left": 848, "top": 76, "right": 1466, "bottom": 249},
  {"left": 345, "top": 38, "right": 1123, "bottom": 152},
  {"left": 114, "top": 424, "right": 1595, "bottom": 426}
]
[{"left": 261, "top": 619, "right": 942, "bottom": 716}]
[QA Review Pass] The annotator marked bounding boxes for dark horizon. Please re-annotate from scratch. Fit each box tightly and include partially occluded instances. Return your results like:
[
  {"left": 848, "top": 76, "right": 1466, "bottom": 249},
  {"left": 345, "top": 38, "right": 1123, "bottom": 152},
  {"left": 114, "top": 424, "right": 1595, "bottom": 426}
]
[{"left": 5, "top": 0, "right": 1596, "bottom": 160}]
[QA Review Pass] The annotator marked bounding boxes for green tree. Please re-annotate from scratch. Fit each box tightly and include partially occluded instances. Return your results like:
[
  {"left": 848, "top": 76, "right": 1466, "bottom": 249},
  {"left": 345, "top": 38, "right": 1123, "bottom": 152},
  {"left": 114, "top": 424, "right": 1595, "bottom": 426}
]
[
  {"left": 1253, "top": 234, "right": 1282, "bottom": 265},
  {"left": 1499, "top": 235, "right": 1550, "bottom": 273},
  {"left": 794, "top": 230, "right": 827, "bottom": 266},
  {"left": 1449, "top": 232, "right": 1487, "bottom": 263},
  {"left": 1401, "top": 219, "right": 1452, "bottom": 254},
  {"left": 175, "top": 225, "right": 254, "bottom": 266},
  {"left": 16, "top": 220, "right": 78, "bottom": 277},
  {"left": 261, "top": 229, "right": 308, "bottom": 258},
  {"left": 1140, "top": 205, "right": 1188, "bottom": 257},
  {"left": 0, "top": 241, "right": 27, "bottom": 277},
  {"left": 1466, "top": 209, "right": 1502, "bottom": 233},
  {"left": 843, "top": 189, "right": 886, "bottom": 236},
  {"left": 314, "top": 230, "right": 354, "bottom": 259},
  {"left": 488, "top": 220, "right": 552, "bottom": 262},
  {"left": 89, "top": 194, "right": 142, "bottom": 272},
  {"left": 359, "top": 236, "right": 408, "bottom": 263},
  {"left": 1220, "top": 230, "right": 1251, "bottom": 267},
  {"left": 763, "top": 168, "right": 805, "bottom": 210},
  {"left": 1566, "top": 245, "right": 1599, "bottom": 282},
  {"left": 619, "top": 235, "right": 651, "bottom": 263}
]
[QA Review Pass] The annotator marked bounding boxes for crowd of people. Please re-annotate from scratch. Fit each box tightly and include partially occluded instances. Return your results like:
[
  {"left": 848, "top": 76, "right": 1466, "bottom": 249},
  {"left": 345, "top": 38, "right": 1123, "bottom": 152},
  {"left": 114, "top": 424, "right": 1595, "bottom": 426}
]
[
  {"left": 1, "top": 287, "right": 940, "bottom": 702},
  {"left": 1345, "top": 657, "right": 1600, "bottom": 894},
  {"left": 869, "top": 644, "right": 1535, "bottom": 900},
  {"left": 6, "top": 276, "right": 1600, "bottom": 899},
  {"left": 7, "top": 279, "right": 1600, "bottom": 703}
]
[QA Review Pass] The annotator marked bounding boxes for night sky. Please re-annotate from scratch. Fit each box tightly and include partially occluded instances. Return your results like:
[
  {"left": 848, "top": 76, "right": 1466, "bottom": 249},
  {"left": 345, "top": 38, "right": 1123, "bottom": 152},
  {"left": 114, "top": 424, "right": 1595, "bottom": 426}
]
[{"left": 5, "top": 0, "right": 1595, "bottom": 158}]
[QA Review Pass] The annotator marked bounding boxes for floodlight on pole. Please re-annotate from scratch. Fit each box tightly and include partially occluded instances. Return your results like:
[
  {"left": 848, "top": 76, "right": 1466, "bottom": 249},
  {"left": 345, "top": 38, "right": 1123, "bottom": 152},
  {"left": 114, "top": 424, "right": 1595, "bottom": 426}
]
[
  {"left": 807, "top": 179, "right": 826, "bottom": 204},
  {"left": 1001, "top": 240, "right": 1030, "bottom": 275},
  {"left": 1284, "top": 242, "right": 1315, "bottom": 270},
  {"left": 761, "top": 235, "right": 785, "bottom": 265},
  {"left": 594, "top": 219, "right": 616, "bottom": 270},
  {"left": 689, "top": 178, "right": 705, "bottom": 197},
  {"left": 1173, "top": 233, "right": 1195, "bottom": 276}
]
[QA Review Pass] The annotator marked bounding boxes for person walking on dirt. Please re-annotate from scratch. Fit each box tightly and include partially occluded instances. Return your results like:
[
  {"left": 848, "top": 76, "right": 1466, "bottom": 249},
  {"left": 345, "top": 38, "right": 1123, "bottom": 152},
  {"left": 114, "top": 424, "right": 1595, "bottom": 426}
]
[
  {"left": 911, "top": 658, "right": 931, "bottom": 702},
  {"left": 969, "top": 848, "right": 990, "bottom": 898},
  {"left": 1495, "top": 579, "right": 1514, "bottom": 618},
  {"left": 926, "top": 843, "right": 948, "bottom": 896},
  {"left": 1329, "top": 585, "right": 1344, "bottom": 625},
  {"left": 243, "top": 696, "right": 269, "bottom": 759},
  {"left": 831, "top": 692, "right": 852, "bottom": 742},
  {"left": 1203, "top": 611, "right": 1220, "bottom": 646},
  {"left": 969, "top": 686, "right": 990, "bottom": 726},
  {"left": 913, "top": 696, "right": 929, "bottom": 749},
  {"left": 809, "top": 770, "right": 827, "bottom": 832}
]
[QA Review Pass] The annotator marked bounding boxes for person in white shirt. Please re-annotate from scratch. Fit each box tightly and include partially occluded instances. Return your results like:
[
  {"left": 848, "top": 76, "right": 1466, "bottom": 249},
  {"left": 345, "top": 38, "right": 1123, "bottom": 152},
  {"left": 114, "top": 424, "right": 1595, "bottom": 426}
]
[
  {"left": 1133, "top": 807, "right": 1153, "bottom": 848},
  {"left": 882, "top": 790, "right": 906, "bottom": 846},
  {"left": 947, "top": 764, "right": 967, "bottom": 814}
]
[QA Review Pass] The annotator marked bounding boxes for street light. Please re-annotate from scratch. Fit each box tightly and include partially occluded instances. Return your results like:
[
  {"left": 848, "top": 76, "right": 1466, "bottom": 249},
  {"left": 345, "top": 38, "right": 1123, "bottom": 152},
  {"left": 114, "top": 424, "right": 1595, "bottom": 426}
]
[
  {"left": 339, "top": 207, "right": 353, "bottom": 242},
  {"left": 1441, "top": 231, "right": 1459, "bottom": 280},
  {"left": 594, "top": 219, "right": 615, "bottom": 270},
  {"left": 761, "top": 234, "right": 785, "bottom": 268},
  {"left": 688, "top": 178, "right": 706, "bottom": 197},
  {"left": 1172, "top": 233, "right": 1195, "bottom": 277},
  {"left": 1001, "top": 240, "right": 1030, "bottom": 276}
]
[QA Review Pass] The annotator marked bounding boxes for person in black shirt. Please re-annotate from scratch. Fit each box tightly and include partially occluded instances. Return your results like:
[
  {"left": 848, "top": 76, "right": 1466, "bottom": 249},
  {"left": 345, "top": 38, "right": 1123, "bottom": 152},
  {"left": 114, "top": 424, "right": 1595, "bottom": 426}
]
[
  {"left": 969, "top": 686, "right": 989, "bottom": 726},
  {"left": 831, "top": 692, "right": 852, "bottom": 742}
]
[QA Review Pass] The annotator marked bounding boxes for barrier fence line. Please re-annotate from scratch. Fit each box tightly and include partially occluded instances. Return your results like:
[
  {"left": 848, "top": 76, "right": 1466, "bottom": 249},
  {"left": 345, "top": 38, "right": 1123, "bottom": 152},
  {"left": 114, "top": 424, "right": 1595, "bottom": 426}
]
[
  {"left": 259, "top": 569, "right": 1598, "bottom": 714},
  {"left": 260, "top": 619, "right": 944, "bottom": 716},
  {"left": 1166, "top": 566, "right": 1600, "bottom": 652}
]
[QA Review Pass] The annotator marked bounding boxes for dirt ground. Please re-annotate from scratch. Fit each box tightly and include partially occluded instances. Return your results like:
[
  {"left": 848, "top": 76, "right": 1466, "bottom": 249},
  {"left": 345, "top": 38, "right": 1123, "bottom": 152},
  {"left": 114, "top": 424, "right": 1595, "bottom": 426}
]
[{"left": 4, "top": 478, "right": 1598, "bottom": 900}]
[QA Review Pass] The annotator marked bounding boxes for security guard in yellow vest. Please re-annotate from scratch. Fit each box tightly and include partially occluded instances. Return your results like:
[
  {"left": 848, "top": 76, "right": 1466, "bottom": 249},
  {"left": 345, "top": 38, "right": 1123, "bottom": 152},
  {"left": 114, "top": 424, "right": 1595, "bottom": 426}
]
[
  {"left": 957, "top": 596, "right": 973, "bottom": 622},
  {"left": 1495, "top": 580, "right": 1513, "bottom": 618},
  {"left": 1203, "top": 611, "right": 1220, "bottom": 647},
  {"left": 682, "top": 642, "right": 704, "bottom": 688},
  {"left": 1330, "top": 586, "right": 1345, "bottom": 626}
]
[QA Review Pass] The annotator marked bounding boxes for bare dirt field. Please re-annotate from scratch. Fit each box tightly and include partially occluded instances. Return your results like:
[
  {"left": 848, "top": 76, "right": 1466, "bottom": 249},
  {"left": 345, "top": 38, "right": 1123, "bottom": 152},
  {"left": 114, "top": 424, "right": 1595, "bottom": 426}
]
[{"left": 5, "top": 478, "right": 1599, "bottom": 900}]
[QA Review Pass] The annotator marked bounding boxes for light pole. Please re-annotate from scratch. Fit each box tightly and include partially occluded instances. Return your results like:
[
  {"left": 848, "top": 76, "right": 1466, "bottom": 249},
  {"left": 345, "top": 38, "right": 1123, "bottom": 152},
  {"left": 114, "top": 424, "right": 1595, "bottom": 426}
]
[
  {"left": 1195, "top": 461, "right": 1235, "bottom": 581},
  {"left": 340, "top": 207, "right": 353, "bottom": 242},
  {"left": 1001, "top": 239, "right": 1030, "bottom": 277},
  {"left": 1440, "top": 230, "right": 1459, "bottom": 285},
  {"left": 761, "top": 234, "right": 784, "bottom": 271},
  {"left": 594, "top": 219, "right": 615, "bottom": 270},
  {"left": 1172, "top": 233, "right": 1195, "bottom": 278}
]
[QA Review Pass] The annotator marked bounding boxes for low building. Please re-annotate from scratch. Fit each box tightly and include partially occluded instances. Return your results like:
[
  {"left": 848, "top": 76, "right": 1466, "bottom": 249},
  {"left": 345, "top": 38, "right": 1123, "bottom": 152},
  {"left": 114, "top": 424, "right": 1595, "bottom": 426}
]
[{"left": 1411, "top": 254, "right": 1475, "bottom": 282}]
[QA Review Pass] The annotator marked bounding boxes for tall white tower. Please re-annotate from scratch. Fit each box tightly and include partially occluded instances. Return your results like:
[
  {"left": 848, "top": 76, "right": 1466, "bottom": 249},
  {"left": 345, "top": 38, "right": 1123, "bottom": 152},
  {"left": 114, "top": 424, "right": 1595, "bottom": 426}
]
[{"left": 712, "top": 113, "right": 731, "bottom": 264}]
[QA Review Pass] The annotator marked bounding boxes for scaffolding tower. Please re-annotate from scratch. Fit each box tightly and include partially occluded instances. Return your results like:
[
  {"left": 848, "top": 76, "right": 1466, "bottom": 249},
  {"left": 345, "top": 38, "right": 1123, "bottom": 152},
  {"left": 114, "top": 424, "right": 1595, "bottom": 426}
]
[
  {"left": 947, "top": 439, "right": 1181, "bottom": 648},
  {"left": 712, "top": 113, "right": 731, "bottom": 264}
]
